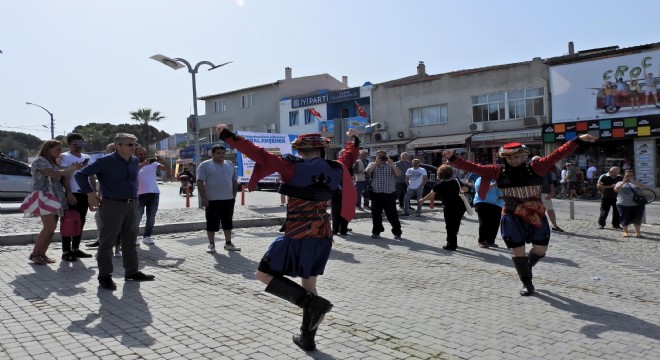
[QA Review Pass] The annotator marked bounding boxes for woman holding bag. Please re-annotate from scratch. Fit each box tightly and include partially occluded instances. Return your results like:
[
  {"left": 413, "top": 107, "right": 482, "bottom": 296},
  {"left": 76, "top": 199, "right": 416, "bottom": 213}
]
[
  {"left": 614, "top": 169, "right": 646, "bottom": 238},
  {"left": 420, "top": 164, "right": 467, "bottom": 251},
  {"left": 27, "top": 140, "right": 82, "bottom": 265}
]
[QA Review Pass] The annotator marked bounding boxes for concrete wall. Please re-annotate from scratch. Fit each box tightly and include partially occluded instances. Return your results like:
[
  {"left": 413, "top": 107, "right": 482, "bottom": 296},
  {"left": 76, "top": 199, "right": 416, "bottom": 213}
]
[{"left": 370, "top": 58, "right": 549, "bottom": 142}]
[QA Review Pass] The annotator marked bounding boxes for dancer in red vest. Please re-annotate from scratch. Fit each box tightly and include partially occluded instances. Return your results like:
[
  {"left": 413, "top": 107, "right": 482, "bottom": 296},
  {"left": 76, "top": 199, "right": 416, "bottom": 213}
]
[{"left": 216, "top": 124, "right": 360, "bottom": 351}]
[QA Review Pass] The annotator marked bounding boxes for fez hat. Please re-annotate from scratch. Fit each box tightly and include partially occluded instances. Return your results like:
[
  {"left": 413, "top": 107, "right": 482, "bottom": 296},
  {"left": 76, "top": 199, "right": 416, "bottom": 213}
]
[
  {"left": 498, "top": 142, "right": 530, "bottom": 158},
  {"left": 291, "top": 133, "right": 330, "bottom": 150}
]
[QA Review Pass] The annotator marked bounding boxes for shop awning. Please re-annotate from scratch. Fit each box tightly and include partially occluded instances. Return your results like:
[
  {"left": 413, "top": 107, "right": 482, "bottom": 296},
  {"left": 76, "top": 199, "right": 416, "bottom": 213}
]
[
  {"left": 406, "top": 133, "right": 471, "bottom": 149},
  {"left": 470, "top": 128, "right": 542, "bottom": 142}
]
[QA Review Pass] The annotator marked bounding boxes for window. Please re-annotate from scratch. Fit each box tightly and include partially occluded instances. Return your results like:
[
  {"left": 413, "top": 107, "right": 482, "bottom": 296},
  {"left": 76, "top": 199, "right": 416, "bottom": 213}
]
[
  {"left": 289, "top": 111, "right": 299, "bottom": 126},
  {"left": 304, "top": 109, "right": 315, "bottom": 124},
  {"left": 412, "top": 105, "right": 448, "bottom": 126},
  {"left": 213, "top": 99, "right": 226, "bottom": 113},
  {"left": 241, "top": 93, "right": 254, "bottom": 108},
  {"left": 472, "top": 87, "right": 544, "bottom": 122}
]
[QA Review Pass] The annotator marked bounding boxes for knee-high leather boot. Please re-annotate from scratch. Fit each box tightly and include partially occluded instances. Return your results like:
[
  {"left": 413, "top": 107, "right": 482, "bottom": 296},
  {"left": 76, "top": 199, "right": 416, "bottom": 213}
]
[
  {"left": 527, "top": 250, "right": 545, "bottom": 276},
  {"left": 265, "top": 277, "right": 333, "bottom": 350},
  {"left": 292, "top": 306, "right": 317, "bottom": 351},
  {"left": 512, "top": 256, "right": 534, "bottom": 296}
]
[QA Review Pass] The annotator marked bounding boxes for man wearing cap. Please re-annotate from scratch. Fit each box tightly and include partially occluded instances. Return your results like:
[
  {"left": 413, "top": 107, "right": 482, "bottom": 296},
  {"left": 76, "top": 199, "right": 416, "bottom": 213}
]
[
  {"left": 443, "top": 134, "right": 596, "bottom": 296},
  {"left": 215, "top": 124, "right": 360, "bottom": 352}
]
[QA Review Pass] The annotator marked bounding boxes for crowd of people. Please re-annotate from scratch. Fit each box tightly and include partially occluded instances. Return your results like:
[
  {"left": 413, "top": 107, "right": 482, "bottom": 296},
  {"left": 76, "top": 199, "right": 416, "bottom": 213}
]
[{"left": 23, "top": 127, "right": 652, "bottom": 352}]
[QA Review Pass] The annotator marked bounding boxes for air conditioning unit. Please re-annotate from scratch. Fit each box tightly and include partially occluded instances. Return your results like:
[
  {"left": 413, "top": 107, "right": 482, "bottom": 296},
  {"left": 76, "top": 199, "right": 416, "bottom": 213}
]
[
  {"left": 374, "top": 122, "right": 388, "bottom": 131},
  {"left": 396, "top": 130, "right": 412, "bottom": 139},
  {"left": 468, "top": 122, "right": 484, "bottom": 132},
  {"left": 523, "top": 116, "right": 542, "bottom": 127},
  {"left": 374, "top": 132, "right": 389, "bottom": 141}
]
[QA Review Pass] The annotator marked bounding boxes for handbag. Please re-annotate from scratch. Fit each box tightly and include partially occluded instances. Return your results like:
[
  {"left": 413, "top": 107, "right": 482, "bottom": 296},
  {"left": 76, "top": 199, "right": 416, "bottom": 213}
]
[
  {"left": 60, "top": 209, "right": 82, "bottom": 236},
  {"left": 456, "top": 179, "right": 474, "bottom": 216},
  {"left": 628, "top": 185, "right": 648, "bottom": 205},
  {"left": 19, "top": 178, "right": 61, "bottom": 217}
]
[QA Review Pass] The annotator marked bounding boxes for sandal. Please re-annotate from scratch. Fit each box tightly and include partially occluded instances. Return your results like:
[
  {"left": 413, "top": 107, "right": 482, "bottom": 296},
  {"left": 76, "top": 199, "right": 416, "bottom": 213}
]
[
  {"left": 635, "top": 234, "right": 643, "bottom": 238},
  {"left": 622, "top": 232, "right": 629, "bottom": 237},
  {"left": 41, "top": 255, "right": 56, "bottom": 264},
  {"left": 29, "top": 254, "right": 47, "bottom": 265}
]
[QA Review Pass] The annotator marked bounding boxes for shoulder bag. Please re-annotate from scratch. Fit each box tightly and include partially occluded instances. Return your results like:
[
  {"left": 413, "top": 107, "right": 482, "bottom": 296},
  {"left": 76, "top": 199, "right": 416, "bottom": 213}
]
[
  {"left": 628, "top": 185, "right": 648, "bottom": 205},
  {"left": 19, "top": 178, "right": 61, "bottom": 217},
  {"left": 456, "top": 179, "right": 474, "bottom": 216}
]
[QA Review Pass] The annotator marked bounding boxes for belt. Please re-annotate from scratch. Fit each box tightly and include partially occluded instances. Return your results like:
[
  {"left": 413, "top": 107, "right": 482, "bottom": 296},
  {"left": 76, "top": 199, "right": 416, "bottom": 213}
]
[{"left": 103, "top": 197, "right": 138, "bottom": 204}]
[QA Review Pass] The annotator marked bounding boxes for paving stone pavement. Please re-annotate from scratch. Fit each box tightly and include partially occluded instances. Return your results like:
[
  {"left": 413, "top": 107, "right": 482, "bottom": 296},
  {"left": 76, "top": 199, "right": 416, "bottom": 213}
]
[{"left": 0, "top": 200, "right": 659, "bottom": 359}]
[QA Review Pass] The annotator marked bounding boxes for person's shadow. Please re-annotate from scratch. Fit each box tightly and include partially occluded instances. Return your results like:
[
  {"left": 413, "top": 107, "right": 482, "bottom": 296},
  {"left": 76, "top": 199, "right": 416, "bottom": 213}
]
[
  {"left": 11, "top": 261, "right": 95, "bottom": 300},
  {"left": 535, "top": 290, "right": 660, "bottom": 341},
  {"left": 67, "top": 282, "right": 154, "bottom": 347},
  {"left": 212, "top": 251, "right": 260, "bottom": 280}
]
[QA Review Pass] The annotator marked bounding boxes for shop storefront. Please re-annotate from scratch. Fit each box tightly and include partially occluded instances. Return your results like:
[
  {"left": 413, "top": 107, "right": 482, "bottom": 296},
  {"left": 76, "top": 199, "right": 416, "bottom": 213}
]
[
  {"left": 543, "top": 117, "right": 659, "bottom": 187},
  {"left": 405, "top": 133, "right": 471, "bottom": 166},
  {"left": 469, "top": 128, "right": 543, "bottom": 164}
]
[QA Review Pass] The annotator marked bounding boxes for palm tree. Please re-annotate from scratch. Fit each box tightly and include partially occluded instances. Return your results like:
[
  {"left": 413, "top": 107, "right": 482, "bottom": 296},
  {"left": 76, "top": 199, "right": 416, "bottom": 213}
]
[{"left": 129, "top": 108, "right": 165, "bottom": 152}]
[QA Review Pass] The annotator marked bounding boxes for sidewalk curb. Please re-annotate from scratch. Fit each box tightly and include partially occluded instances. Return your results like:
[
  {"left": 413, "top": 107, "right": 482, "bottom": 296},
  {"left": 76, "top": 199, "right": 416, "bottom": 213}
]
[{"left": 0, "top": 210, "right": 385, "bottom": 246}]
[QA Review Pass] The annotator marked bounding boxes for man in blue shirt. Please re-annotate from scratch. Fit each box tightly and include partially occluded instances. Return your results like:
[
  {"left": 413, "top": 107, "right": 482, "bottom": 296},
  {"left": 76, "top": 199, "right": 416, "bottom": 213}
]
[{"left": 75, "top": 133, "right": 155, "bottom": 290}]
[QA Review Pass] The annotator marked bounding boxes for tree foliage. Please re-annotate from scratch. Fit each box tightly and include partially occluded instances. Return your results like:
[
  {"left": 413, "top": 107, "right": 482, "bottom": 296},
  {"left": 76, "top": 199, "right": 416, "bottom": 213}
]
[
  {"left": 0, "top": 131, "right": 45, "bottom": 162},
  {"left": 130, "top": 108, "right": 165, "bottom": 150}
]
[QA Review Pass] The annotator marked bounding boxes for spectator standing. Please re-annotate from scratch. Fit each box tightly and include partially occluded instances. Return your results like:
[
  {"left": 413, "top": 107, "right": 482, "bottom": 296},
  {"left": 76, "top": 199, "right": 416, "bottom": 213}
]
[
  {"left": 473, "top": 176, "right": 504, "bottom": 248},
  {"left": 353, "top": 150, "right": 369, "bottom": 210},
  {"left": 564, "top": 163, "right": 578, "bottom": 199},
  {"left": 394, "top": 152, "right": 412, "bottom": 210},
  {"left": 420, "top": 165, "right": 467, "bottom": 251},
  {"left": 59, "top": 133, "right": 94, "bottom": 262},
  {"left": 197, "top": 145, "right": 240, "bottom": 254},
  {"left": 28, "top": 140, "right": 82, "bottom": 264},
  {"left": 366, "top": 150, "right": 402, "bottom": 239},
  {"left": 332, "top": 149, "right": 352, "bottom": 235},
  {"left": 443, "top": 134, "right": 596, "bottom": 296},
  {"left": 75, "top": 133, "right": 155, "bottom": 290},
  {"left": 586, "top": 161, "right": 598, "bottom": 185},
  {"left": 614, "top": 170, "right": 646, "bottom": 238},
  {"left": 532, "top": 156, "right": 563, "bottom": 232},
  {"left": 85, "top": 143, "right": 121, "bottom": 253},
  {"left": 597, "top": 167, "right": 622, "bottom": 229},
  {"left": 217, "top": 124, "right": 359, "bottom": 352},
  {"left": 402, "top": 159, "right": 427, "bottom": 217},
  {"left": 135, "top": 146, "right": 169, "bottom": 246}
]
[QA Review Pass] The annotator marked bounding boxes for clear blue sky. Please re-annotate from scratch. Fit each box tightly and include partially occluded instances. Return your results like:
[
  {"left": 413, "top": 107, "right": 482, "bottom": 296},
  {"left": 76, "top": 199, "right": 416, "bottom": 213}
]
[{"left": 2, "top": 0, "right": 659, "bottom": 140}]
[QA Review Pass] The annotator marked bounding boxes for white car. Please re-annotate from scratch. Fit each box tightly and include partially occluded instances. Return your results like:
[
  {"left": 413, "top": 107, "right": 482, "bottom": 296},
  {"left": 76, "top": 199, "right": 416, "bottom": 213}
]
[{"left": 0, "top": 154, "right": 32, "bottom": 202}]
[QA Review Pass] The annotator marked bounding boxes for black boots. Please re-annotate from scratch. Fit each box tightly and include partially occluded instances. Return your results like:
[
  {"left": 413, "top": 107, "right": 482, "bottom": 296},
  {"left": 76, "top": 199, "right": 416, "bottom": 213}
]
[
  {"left": 512, "top": 256, "right": 534, "bottom": 296},
  {"left": 265, "top": 276, "right": 334, "bottom": 351},
  {"left": 527, "top": 250, "right": 545, "bottom": 276},
  {"left": 292, "top": 307, "right": 317, "bottom": 351}
]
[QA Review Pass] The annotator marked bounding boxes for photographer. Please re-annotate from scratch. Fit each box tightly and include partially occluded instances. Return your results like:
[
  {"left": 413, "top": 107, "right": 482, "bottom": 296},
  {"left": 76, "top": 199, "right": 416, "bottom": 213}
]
[
  {"left": 365, "top": 150, "right": 402, "bottom": 239},
  {"left": 613, "top": 169, "right": 646, "bottom": 238},
  {"left": 135, "top": 146, "right": 169, "bottom": 246}
]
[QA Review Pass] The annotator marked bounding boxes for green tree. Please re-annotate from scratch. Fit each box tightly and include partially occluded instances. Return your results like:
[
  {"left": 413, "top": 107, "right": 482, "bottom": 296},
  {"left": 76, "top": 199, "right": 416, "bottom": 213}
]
[{"left": 129, "top": 108, "right": 165, "bottom": 152}]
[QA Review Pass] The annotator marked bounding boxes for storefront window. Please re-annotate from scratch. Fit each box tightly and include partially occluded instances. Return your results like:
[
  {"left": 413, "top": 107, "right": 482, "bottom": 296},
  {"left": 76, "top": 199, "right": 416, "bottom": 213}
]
[{"left": 561, "top": 140, "right": 633, "bottom": 176}]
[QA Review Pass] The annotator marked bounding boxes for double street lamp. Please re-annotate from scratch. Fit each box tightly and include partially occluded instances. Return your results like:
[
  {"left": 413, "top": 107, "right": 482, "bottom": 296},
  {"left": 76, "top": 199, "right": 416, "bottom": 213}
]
[
  {"left": 26, "top": 102, "right": 55, "bottom": 139},
  {"left": 150, "top": 54, "right": 232, "bottom": 208}
]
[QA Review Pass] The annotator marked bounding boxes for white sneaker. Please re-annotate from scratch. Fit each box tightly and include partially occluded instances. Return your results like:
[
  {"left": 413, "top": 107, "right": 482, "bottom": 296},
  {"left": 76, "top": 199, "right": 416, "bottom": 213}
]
[
  {"left": 224, "top": 243, "right": 241, "bottom": 251},
  {"left": 142, "top": 236, "right": 154, "bottom": 245},
  {"left": 206, "top": 243, "right": 216, "bottom": 253},
  {"left": 114, "top": 249, "right": 122, "bottom": 257}
]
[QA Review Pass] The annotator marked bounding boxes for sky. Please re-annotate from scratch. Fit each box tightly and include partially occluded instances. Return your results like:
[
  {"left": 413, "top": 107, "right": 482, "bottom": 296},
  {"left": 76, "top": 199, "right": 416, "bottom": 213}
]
[{"left": 2, "top": 0, "right": 660, "bottom": 141}]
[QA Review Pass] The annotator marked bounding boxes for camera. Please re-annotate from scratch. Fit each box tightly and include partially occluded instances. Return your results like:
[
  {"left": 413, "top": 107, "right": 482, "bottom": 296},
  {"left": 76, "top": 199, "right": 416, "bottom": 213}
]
[{"left": 378, "top": 155, "right": 388, "bottom": 161}]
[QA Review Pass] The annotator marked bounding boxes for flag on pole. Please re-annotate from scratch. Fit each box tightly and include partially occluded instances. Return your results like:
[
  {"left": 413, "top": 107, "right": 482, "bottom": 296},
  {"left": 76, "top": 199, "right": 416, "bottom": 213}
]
[
  {"left": 308, "top": 108, "right": 322, "bottom": 119},
  {"left": 355, "top": 102, "right": 368, "bottom": 117}
]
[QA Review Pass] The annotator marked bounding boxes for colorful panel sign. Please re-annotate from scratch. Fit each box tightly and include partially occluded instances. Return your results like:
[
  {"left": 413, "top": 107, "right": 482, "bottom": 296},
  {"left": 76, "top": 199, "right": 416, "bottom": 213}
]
[
  {"left": 549, "top": 49, "right": 660, "bottom": 123},
  {"left": 234, "top": 131, "right": 297, "bottom": 183},
  {"left": 544, "top": 116, "right": 660, "bottom": 142}
]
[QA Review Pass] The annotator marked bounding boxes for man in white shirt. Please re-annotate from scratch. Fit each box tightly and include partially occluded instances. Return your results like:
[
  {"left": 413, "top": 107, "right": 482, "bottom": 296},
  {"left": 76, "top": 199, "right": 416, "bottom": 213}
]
[
  {"left": 402, "top": 159, "right": 428, "bottom": 216},
  {"left": 135, "top": 146, "right": 169, "bottom": 246},
  {"left": 197, "top": 145, "right": 240, "bottom": 253},
  {"left": 586, "top": 161, "right": 598, "bottom": 185},
  {"left": 59, "top": 133, "right": 94, "bottom": 262}
]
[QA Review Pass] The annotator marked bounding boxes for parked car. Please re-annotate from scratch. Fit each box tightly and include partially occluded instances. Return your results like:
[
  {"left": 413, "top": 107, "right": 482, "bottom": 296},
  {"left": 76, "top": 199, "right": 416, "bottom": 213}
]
[{"left": 0, "top": 154, "right": 32, "bottom": 202}]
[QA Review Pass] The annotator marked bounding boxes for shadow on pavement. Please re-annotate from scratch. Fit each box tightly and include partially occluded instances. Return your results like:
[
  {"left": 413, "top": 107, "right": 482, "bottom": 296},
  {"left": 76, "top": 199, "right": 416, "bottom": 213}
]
[
  {"left": 67, "top": 282, "right": 155, "bottom": 347},
  {"left": 138, "top": 244, "right": 185, "bottom": 269},
  {"left": 213, "top": 251, "right": 260, "bottom": 280},
  {"left": 11, "top": 261, "right": 95, "bottom": 300},
  {"left": 535, "top": 290, "right": 660, "bottom": 341}
]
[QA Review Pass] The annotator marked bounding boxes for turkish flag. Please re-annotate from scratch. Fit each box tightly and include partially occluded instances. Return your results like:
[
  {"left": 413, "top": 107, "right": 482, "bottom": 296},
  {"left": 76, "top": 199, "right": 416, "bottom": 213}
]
[
  {"left": 308, "top": 108, "right": 322, "bottom": 118},
  {"left": 356, "top": 102, "right": 368, "bottom": 117}
]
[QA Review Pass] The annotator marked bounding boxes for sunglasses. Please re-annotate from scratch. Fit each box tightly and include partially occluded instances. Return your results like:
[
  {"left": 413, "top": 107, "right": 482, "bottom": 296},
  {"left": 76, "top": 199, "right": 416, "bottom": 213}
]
[{"left": 121, "top": 143, "right": 137, "bottom": 147}]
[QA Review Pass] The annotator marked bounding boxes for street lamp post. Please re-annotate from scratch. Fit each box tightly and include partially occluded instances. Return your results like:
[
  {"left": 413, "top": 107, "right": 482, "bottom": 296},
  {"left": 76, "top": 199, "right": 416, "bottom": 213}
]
[
  {"left": 151, "top": 54, "right": 232, "bottom": 208},
  {"left": 26, "top": 102, "right": 55, "bottom": 139}
]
